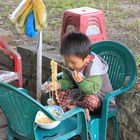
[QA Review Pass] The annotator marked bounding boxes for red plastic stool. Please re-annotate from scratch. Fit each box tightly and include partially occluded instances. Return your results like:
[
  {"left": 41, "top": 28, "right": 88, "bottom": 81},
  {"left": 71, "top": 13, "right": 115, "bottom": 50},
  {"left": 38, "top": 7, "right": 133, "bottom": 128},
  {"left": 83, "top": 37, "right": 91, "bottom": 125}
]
[
  {"left": 0, "top": 38, "right": 23, "bottom": 87},
  {"left": 61, "top": 7, "right": 107, "bottom": 43}
]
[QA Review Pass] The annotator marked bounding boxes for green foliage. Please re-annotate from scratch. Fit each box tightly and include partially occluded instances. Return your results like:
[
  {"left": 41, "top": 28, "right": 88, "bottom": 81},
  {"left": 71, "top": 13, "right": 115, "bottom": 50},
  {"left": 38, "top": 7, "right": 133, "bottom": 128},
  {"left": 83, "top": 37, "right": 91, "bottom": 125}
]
[{"left": 128, "top": 19, "right": 140, "bottom": 29}]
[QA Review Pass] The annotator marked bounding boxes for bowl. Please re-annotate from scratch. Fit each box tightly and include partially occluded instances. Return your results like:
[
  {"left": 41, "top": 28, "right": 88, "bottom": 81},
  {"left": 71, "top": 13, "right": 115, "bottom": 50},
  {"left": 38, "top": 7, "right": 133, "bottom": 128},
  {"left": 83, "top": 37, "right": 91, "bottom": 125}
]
[{"left": 35, "top": 105, "right": 64, "bottom": 129}]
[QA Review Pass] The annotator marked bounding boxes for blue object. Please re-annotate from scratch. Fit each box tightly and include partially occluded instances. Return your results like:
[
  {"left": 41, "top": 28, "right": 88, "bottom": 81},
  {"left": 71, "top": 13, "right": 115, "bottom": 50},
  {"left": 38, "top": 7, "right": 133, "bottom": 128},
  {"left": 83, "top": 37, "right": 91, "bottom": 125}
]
[
  {"left": 25, "top": 12, "right": 38, "bottom": 38},
  {"left": 49, "top": 41, "right": 137, "bottom": 140}
]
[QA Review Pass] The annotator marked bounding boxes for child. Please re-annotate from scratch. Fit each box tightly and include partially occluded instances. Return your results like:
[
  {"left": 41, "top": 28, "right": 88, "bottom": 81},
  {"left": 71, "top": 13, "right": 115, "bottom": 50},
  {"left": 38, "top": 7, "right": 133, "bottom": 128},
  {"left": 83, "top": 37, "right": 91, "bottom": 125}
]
[{"left": 45, "top": 32, "right": 115, "bottom": 121}]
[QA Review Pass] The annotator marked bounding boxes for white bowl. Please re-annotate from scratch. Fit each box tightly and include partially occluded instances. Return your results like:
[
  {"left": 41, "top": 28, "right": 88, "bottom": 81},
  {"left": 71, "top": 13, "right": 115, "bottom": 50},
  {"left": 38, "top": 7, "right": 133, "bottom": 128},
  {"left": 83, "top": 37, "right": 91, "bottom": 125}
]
[{"left": 35, "top": 105, "right": 64, "bottom": 129}]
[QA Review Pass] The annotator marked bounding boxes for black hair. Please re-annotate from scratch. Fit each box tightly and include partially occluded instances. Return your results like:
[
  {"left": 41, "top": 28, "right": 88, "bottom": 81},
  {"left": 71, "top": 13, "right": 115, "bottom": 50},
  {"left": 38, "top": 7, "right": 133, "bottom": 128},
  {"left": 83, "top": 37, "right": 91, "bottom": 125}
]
[{"left": 60, "top": 32, "right": 91, "bottom": 59}]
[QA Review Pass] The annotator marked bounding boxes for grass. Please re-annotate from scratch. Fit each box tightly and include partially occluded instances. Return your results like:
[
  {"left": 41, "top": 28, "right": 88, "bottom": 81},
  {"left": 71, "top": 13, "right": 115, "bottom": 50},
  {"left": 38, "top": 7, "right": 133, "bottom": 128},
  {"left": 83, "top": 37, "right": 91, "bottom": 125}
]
[
  {"left": 128, "top": 19, "right": 140, "bottom": 30},
  {"left": 44, "top": 0, "right": 121, "bottom": 29},
  {"left": 0, "top": 0, "right": 140, "bottom": 48},
  {"left": 0, "top": 0, "right": 122, "bottom": 40}
]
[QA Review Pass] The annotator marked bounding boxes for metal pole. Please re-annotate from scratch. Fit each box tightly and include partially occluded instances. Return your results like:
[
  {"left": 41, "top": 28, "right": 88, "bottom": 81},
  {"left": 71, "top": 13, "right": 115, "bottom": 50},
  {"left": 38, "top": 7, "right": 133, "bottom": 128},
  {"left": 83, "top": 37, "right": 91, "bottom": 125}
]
[{"left": 36, "top": 31, "right": 42, "bottom": 102}]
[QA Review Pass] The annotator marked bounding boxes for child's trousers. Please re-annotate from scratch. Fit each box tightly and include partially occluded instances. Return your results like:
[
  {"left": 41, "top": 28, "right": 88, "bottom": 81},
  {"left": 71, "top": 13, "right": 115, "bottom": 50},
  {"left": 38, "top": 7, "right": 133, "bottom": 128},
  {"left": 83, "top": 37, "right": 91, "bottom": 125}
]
[{"left": 55, "top": 89, "right": 101, "bottom": 112}]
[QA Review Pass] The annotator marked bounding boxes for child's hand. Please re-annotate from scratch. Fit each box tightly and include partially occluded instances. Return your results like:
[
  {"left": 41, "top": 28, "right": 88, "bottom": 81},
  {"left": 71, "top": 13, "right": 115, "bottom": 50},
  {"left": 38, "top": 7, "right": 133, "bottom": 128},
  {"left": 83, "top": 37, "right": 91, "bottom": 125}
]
[
  {"left": 72, "top": 70, "right": 85, "bottom": 83},
  {"left": 44, "top": 82, "right": 61, "bottom": 93}
]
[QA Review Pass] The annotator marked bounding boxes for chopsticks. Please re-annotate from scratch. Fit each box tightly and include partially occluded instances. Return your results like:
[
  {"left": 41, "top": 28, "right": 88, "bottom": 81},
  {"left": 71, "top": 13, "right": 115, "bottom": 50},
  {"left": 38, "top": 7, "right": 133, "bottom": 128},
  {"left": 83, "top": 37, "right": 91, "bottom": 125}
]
[
  {"left": 57, "top": 63, "right": 73, "bottom": 73},
  {"left": 53, "top": 60, "right": 85, "bottom": 79}
]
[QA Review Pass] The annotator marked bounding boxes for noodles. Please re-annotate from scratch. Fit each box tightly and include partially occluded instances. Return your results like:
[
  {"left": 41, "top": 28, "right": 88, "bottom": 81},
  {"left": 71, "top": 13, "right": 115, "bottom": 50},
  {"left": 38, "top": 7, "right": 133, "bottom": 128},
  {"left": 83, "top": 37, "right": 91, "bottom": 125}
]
[
  {"left": 50, "top": 60, "right": 57, "bottom": 89},
  {"left": 50, "top": 60, "right": 59, "bottom": 104},
  {"left": 37, "top": 115, "right": 53, "bottom": 123}
]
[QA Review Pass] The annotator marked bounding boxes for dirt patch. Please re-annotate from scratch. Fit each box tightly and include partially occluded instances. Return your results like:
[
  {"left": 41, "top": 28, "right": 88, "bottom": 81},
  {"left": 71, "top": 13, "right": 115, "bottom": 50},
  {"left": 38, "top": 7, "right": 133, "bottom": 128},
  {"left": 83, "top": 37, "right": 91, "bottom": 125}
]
[
  {"left": 0, "top": 0, "right": 140, "bottom": 66},
  {"left": 105, "top": 1, "right": 140, "bottom": 55},
  {"left": 0, "top": 1, "right": 140, "bottom": 55}
]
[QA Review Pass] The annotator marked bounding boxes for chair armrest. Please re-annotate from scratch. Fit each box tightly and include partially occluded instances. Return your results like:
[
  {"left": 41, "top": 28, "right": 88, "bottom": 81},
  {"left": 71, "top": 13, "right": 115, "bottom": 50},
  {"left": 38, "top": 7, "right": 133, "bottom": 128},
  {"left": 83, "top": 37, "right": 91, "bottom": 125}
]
[
  {"left": 0, "top": 39, "right": 22, "bottom": 72},
  {"left": 17, "top": 88, "right": 29, "bottom": 94},
  {"left": 103, "top": 74, "right": 136, "bottom": 108},
  {"left": 101, "top": 75, "right": 137, "bottom": 118},
  {"left": 58, "top": 107, "right": 86, "bottom": 121},
  {"left": 42, "top": 107, "right": 86, "bottom": 122},
  {"left": 104, "top": 85, "right": 130, "bottom": 104},
  {"left": 99, "top": 84, "right": 135, "bottom": 134}
]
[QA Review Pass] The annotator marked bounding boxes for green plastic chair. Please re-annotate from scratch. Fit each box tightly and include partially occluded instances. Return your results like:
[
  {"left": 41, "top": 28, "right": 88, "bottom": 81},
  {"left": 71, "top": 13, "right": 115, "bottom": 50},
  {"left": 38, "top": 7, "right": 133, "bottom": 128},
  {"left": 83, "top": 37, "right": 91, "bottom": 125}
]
[
  {"left": 51, "top": 41, "right": 137, "bottom": 140},
  {"left": 0, "top": 82, "right": 88, "bottom": 140},
  {"left": 88, "top": 41, "right": 137, "bottom": 140}
]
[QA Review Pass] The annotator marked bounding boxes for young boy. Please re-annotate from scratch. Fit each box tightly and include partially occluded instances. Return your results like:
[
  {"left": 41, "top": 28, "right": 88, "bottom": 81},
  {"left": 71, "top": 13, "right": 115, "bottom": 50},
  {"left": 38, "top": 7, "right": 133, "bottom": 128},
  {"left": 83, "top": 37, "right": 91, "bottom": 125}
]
[{"left": 45, "top": 32, "right": 114, "bottom": 121}]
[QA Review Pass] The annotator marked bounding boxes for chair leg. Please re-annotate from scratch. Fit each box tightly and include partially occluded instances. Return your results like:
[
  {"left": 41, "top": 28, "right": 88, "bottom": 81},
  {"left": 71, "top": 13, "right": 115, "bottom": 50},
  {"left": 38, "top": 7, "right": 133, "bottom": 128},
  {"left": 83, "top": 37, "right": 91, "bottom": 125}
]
[
  {"left": 8, "top": 128, "right": 14, "bottom": 140},
  {"left": 88, "top": 119, "right": 99, "bottom": 140},
  {"left": 112, "top": 116, "right": 118, "bottom": 140},
  {"left": 80, "top": 114, "right": 88, "bottom": 140},
  {"left": 17, "top": 79, "right": 23, "bottom": 88},
  {"left": 8, "top": 135, "right": 13, "bottom": 140}
]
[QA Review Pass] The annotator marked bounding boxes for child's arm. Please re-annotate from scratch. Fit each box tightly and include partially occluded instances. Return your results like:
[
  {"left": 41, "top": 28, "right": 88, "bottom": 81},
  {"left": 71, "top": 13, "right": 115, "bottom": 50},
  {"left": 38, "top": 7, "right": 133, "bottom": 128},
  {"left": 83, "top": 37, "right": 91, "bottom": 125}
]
[
  {"left": 58, "top": 70, "right": 76, "bottom": 90},
  {"left": 72, "top": 70, "right": 85, "bottom": 83},
  {"left": 44, "top": 70, "right": 76, "bottom": 92},
  {"left": 77, "top": 75, "right": 102, "bottom": 95},
  {"left": 71, "top": 70, "right": 102, "bottom": 95},
  {"left": 44, "top": 82, "right": 61, "bottom": 93}
]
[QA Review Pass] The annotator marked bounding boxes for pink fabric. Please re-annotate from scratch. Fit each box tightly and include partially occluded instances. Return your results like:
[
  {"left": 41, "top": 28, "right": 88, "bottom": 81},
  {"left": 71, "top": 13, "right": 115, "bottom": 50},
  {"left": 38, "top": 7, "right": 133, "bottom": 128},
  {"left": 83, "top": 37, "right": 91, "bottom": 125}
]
[{"left": 0, "top": 70, "right": 18, "bottom": 83}]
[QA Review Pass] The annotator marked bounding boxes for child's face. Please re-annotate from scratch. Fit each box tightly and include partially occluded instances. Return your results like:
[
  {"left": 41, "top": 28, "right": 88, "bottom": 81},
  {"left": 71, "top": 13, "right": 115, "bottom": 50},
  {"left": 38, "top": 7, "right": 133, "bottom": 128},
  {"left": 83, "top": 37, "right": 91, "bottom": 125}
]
[{"left": 64, "top": 55, "right": 90, "bottom": 72}]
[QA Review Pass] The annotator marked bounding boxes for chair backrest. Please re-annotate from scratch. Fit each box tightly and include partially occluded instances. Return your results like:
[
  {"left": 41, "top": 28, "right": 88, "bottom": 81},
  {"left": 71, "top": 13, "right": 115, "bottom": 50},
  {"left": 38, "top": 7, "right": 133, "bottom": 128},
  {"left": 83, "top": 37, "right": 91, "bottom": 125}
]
[
  {"left": 90, "top": 41, "right": 137, "bottom": 90},
  {"left": 0, "top": 38, "right": 22, "bottom": 87},
  {"left": 0, "top": 82, "right": 54, "bottom": 140}
]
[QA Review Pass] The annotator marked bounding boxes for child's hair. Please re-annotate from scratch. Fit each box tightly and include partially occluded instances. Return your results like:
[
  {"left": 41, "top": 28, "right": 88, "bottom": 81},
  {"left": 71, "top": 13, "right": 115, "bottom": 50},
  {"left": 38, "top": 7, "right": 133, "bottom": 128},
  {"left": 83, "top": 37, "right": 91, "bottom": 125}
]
[{"left": 60, "top": 32, "right": 91, "bottom": 59}]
